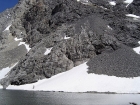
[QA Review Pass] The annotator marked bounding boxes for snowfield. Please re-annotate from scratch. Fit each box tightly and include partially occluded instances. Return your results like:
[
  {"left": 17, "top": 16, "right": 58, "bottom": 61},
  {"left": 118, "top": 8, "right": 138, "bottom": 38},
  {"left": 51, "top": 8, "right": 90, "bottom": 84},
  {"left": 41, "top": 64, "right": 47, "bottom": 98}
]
[
  {"left": 5, "top": 58, "right": 140, "bottom": 93},
  {"left": 5, "top": 62, "right": 140, "bottom": 93}
]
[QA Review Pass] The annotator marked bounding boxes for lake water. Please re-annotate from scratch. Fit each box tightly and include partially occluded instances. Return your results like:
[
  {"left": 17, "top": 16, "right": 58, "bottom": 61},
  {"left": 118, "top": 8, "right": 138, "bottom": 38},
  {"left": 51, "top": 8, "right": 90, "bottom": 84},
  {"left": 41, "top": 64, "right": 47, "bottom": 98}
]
[{"left": 0, "top": 90, "right": 140, "bottom": 105}]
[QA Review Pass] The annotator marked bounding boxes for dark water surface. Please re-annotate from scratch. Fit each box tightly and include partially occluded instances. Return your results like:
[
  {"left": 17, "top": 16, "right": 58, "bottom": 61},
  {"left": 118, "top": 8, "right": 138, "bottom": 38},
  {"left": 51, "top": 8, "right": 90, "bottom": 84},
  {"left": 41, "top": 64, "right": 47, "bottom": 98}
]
[{"left": 0, "top": 90, "right": 140, "bottom": 105}]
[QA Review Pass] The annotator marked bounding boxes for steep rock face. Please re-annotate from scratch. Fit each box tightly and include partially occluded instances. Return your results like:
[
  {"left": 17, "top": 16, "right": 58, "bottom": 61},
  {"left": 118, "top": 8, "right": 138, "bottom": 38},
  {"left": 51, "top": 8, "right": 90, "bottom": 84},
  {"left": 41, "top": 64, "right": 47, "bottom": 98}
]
[
  {"left": 0, "top": 0, "right": 140, "bottom": 87},
  {"left": 0, "top": 8, "right": 28, "bottom": 71},
  {"left": 88, "top": 46, "right": 140, "bottom": 77},
  {"left": 127, "top": 0, "right": 140, "bottom": 15}
]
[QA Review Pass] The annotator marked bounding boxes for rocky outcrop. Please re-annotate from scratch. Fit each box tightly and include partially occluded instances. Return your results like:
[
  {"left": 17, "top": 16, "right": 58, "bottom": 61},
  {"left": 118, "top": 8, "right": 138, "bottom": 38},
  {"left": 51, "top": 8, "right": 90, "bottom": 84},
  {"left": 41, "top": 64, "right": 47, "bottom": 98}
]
[
  {"left": 0, "top": 0, "right": 140, "bottom": 87},
  {"left": 127, "top": 0, "right": 140, "bottom": 15},
  {"left": 0, "top": 8, "right": 27, "bottom": 71},
  {"left": 87, "top": 46, "right": 140, "bottom": 77}
]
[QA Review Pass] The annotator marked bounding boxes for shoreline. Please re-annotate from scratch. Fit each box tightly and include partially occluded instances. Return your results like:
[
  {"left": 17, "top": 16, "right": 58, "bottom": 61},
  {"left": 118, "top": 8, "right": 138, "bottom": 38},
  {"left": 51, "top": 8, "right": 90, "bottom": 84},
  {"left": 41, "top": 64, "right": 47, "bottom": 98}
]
[{"left": 1, "top": 88, "right": 140, "bottom": 94}]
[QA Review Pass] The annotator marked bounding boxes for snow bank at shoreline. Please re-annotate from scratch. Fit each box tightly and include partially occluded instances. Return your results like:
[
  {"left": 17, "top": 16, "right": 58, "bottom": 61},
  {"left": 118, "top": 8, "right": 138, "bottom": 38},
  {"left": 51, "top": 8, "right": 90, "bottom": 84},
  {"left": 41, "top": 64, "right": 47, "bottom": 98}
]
[{"left": 4, "top": 62, "right": 140, "bottom": 94}]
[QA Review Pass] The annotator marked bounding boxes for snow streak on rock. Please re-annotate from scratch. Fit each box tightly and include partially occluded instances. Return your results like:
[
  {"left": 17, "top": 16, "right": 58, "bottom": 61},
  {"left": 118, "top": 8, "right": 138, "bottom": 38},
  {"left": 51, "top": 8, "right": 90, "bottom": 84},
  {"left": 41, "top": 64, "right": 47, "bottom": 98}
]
[
  {"left": 133, "top": 41, "right": 140, "bottom": 54},
  {"left": 14, "top": 37, "right": 31, "bottom": 52},
  {"left": 18, "top": 42, "right": 31, "bottom": 52},
  {"left": 64, "top": 36, "right": 71, "bottom": 40},
  {"left": 126, "top": 14, "right": 140, "bottom": 19},
  {"left": 124, "top": 0, "right": 133, "bottom": 4},
  {"left": 14, "top": 37, "right": 22, "bottom": 41},
  {"left": 124, "top": 0, "right": 133, "bottom": 7},
  {"left": 76, "top": 0, "right": 91, "bottom": 5},
  {"left": 44, "top": 48, "right": 53, "bottom": 55},
  {"left": 0, "top": 62, "right": 18, "bottom": 80},
  {"left": 3, "top": 24, "right": 11, "bottom": 31},
  {"left": 109, "top": 1, "right": 116, "bottom": 6},
  {"left": 107, "top": 25, "right": 113, "bottom": 30}
]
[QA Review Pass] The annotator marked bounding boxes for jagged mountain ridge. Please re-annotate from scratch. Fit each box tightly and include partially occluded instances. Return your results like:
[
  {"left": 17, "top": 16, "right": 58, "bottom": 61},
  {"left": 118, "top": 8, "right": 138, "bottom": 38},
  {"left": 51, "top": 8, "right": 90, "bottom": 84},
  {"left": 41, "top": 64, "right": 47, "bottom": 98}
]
[{"left": 0, "top": 0, "right": 140, "bottom": 88}]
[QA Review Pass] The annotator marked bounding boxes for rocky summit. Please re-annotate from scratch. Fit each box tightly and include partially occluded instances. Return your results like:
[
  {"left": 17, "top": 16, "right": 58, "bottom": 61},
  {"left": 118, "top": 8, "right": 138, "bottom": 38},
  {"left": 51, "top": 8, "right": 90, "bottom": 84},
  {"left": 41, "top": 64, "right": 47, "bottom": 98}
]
[{"left": 0, "top": 0, "right": 140, "bottom": 88}]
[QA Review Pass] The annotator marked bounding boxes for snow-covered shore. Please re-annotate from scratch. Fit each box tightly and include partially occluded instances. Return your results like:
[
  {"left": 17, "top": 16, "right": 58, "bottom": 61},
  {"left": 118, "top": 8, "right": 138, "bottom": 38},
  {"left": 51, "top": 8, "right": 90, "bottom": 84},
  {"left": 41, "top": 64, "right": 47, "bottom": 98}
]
[{"left": 4, "top": 63, "right": 140, "bottom": 93}]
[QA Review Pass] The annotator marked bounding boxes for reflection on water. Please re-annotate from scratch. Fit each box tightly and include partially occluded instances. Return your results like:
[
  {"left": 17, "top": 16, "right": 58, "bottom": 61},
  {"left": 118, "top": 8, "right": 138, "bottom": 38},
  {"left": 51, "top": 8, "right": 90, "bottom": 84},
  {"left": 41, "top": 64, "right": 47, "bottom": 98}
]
[{"left": 0, "top": 90, "right": 140, "bottom": 105}]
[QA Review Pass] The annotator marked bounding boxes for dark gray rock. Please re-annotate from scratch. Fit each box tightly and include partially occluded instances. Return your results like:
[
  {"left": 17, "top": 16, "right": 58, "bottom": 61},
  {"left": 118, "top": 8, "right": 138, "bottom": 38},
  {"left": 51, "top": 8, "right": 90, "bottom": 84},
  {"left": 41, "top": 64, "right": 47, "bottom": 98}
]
[
  {"left": 0, "top": 7, "right": 28, "bottom": 70},
  {"left": 0, "top": 45, "right": 27, "bottom": 70},
  {"left": 127, "top": 0, "right": 140, "bottom": 16},
  {"left": 0, "top": 9, "right": 13, "bottom": 48},
  {"left": 0, "top": 9, "right": 13, "bottom": 32},
  {"left": 87, "top": 46, "right": 140, "bottom": 77}
]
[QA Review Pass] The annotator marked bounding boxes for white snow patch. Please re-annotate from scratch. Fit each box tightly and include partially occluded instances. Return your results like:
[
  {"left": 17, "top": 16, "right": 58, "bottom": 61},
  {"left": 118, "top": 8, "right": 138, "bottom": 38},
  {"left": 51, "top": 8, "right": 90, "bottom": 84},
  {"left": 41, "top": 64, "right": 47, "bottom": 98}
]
[
  {"left": 6, "top": 62, "right": 140, "bottom": 93},
  {"left": 124, "top": 0, "right": 133, "bottom": 4},
  {"left": 3, "top": 24, "right": 11, "bottom": 31},
  {"left": 126, "top": 14, "right": 140, "bottom": 19},
  {"left": 0, "top": 63, "right": 18, "bottom": 80},
  {"left": 77, "top": 0, "right": 89, "bottom": 3},
  {"left": 109, "top": 1, "right": 116, "bottom": 6},
  {"left": 18, "top": 42, "right": 31, "bottom": 52},
  {"left": 14, "top": 37, "right": 31, "bottom": 52},
  {"left": 99, "top": 6, "right": 108, "bottom": 10},
  {"left": 64, "top": 36, "right": 71, "bottom": 40},
  {"left": 107, "top": 25, "right": 112, "bottom": 30},
  {"left": 14, "top": 37, "right": 22, "bottom": 41},
  {"left": 134, "top": 47, "right": 140, "bottom": 54},
  {"left": 124, "top": 0, "right": 133, "bottom": 7},
  {"left": 133, "top": 41, "right": 140, "bottom": 54},
  {"left": 138, "top": 41, "right": 140, "bottom": 45},
  {"left": 44, "top": 47, "right": 53, "bottom": 55},
  {"left": 7, "top": 79, "right": 46, "bottom": 90},
  {"left": 76, "top": 0, "right": 91, "bottom": 5}
]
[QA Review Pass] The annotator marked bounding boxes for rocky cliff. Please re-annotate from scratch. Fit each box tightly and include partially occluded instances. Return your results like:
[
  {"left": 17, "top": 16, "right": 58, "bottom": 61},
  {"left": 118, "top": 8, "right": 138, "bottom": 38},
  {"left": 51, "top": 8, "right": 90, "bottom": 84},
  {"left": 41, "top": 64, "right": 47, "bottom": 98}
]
[{"left": 0, "top": 0, "right": 140, "bottom": 88}]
